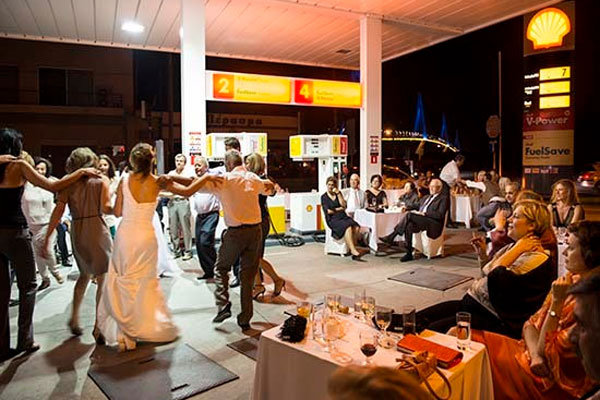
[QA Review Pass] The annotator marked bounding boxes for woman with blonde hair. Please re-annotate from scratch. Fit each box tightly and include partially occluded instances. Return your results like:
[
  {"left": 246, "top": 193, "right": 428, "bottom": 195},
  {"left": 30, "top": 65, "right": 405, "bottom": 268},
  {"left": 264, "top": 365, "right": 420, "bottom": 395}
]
[
  {"left": 419, "top": 199, "right": 555, "bottom": 338},
  {"left": 97, "top": 143, "right": 178, "bottom": 351},
  {"left": 44, "top": 147, "right": 113, "bottom": 342},
  {"left": 548, "top": 179, "right": 584, "bottom": 230},
  {"left": 328, "top": 365, "right": 430, "bottom": 400},
  {"left": 244, "top": 153, "right": 285, "bottom": 299}
]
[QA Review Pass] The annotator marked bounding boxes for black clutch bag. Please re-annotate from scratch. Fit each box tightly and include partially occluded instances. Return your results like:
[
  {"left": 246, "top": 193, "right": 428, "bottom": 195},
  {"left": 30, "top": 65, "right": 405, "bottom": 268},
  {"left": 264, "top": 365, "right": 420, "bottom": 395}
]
[{"left": 279, "top": 315, "right": 307, "bottom": 343}]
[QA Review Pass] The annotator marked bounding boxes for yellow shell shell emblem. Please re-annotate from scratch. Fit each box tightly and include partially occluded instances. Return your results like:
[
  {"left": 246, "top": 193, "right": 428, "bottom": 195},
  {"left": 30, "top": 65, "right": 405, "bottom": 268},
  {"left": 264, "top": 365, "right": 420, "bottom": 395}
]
[
  {"left": 527, "top": 7, "right": 571, "bottom": 50},
  {"left": 306, "top": 205, "right": 313, "bottom": 212}
]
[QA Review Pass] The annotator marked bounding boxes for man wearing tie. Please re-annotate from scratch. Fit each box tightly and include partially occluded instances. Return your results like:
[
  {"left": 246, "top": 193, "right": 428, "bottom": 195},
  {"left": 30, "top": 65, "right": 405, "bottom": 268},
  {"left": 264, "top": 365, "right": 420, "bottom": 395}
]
[
  {"left": 379, "top": 179, "right": 448, "bottom": 262},
  {"left": 342, "top": 173, "right": 365, "bottom": 217}
]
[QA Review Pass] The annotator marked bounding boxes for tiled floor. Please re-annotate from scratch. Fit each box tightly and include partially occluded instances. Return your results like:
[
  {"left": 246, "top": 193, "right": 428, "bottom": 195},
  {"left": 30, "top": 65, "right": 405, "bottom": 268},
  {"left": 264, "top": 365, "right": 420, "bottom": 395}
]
[{"left": 0, "top": 229, "right": 481, "bottom": 400}]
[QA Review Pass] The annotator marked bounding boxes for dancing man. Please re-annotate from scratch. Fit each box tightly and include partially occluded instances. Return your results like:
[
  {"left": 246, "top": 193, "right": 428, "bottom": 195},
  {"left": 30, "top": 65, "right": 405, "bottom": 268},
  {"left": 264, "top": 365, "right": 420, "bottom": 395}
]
[{"left": 163, "top": 150, "right": 274, "bottom": 331}]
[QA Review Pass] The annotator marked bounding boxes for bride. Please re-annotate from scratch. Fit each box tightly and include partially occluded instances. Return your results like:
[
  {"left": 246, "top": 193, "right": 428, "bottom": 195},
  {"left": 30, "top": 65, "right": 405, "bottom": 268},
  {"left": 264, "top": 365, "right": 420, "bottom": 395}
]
[{"left": 97, "top": 143, "right": 178, "bottom": 351}]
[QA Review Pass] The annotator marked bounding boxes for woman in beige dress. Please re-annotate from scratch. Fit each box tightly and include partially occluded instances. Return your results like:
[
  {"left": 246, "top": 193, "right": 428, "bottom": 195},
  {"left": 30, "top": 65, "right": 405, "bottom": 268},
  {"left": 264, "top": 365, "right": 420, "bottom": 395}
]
[{"left": 44, "top": 148, "right": 113, "bottom": 342}]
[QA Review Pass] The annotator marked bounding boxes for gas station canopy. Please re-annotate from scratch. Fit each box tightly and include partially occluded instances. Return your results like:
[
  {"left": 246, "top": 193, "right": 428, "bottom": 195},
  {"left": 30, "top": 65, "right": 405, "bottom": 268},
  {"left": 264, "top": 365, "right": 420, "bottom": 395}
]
[{"left": 0, "top": 0, "right": 561, "bottom": 69}]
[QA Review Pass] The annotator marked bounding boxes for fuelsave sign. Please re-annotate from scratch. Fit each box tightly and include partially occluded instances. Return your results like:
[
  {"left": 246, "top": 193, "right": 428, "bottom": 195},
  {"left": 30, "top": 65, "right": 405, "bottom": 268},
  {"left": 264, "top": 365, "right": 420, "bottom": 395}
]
[{"left": 522, "top": 109, "right": 574, "bottom": 166}]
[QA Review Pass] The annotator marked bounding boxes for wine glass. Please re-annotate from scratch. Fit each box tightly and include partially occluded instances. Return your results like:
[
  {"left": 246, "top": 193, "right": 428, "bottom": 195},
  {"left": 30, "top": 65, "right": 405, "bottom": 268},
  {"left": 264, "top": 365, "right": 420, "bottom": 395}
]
[
  {"left": 361, "top": 296, "right": 376, "bottom": 323},
  {"left": 376, "top": 309, "right": 392, "bottom": 337},
  {"left": 296, "top": 301, "right": 312, "bottom": 319},
  {"left": 326, "top": 294, "right": 340, "bottom": 314},
  {"left": 359, "top": 331, "right": 378, "bottom": 365}
]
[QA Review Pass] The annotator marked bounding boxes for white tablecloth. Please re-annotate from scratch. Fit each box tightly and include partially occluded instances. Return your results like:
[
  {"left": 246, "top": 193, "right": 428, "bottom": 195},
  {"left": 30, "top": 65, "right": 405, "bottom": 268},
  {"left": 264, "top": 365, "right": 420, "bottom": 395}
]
[
  {"left": 451, "top": 196, "right": 482, "bottom": 229},
  {"left": 252, "top": 317, "right": 494, "bottom": 400},
  {"left": 353, "top": 209, "right": 405, "bottom": 251}
]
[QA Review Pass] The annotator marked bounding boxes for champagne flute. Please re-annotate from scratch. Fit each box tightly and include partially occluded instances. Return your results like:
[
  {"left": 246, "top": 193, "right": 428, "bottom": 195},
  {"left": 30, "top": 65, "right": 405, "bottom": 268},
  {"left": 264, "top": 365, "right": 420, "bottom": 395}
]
[
  {"left": 326, "top": 294, "right": 340, "bottom": 314},
  {"left": 361, "top": 296, "right": 376, "bottom": 323},
  {"left": 359, "top": 331, "right": 378, "bottom": 365}
]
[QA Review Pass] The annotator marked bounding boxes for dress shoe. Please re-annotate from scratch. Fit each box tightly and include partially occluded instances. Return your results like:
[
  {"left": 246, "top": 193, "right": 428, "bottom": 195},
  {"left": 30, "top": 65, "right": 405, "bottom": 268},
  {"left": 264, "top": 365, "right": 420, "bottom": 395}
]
[
  {"left": 238, "top": 323, "right": 251, "bottom": 331},
  {"left": 68, "top": 319, "right": 83, "bottom": 336},
  {"left": 51, "top": 270, "right": 64, "bottom": 284},
  {"left": 37, "top": 279, "right": 50, "bottom": 291},
  {"left": 230, "top": 277, "right": 241, "bottom": 288},
  {"left": 196, "top": 275, "right": 214, "bottom": 280},
  {"left": 182, "top": 252, "right": 193, "bottom": 261},
  {"left": 16, "top": 342, "right": 40, "bottom": 355},
  {"left": 351, "top": 254, "right": 365, "bottom": 262},
  {"left": 61, "top": 259, "right": 73, "bottom": 267},
  {"left": 379, "top": 233, "right": 396, "bottom": 245},
  {"left": 9, "top": 299, "right": 19, "bottom": 307},
  {"left": 0, "top": 348, "right": 19, "bottom": 363},
  {"left": 252, "top": 286, "right": 266, "bottom": 300},
  {"left": 400, "top": 252, "right": 414, "bottom": 262},
  {"left": 272, "top": 279, "right": 286, "bottom": 297},
  {"left": 213, "top": 303, "right": 232, "bottom": 323}
]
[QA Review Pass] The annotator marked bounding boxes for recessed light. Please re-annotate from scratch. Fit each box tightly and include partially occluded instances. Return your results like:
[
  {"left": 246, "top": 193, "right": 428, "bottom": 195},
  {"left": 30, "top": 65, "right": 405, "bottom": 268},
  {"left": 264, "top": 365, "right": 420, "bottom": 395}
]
[{"left": 122, "top": 21, "right": 145, "bottom": 33}]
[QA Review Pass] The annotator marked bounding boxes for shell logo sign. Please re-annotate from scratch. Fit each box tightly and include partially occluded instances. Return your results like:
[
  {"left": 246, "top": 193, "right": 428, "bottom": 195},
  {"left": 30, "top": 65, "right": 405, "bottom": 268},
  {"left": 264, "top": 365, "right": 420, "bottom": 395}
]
[{"left": 527, "top": 7, "right": 571, "bottom": 50}]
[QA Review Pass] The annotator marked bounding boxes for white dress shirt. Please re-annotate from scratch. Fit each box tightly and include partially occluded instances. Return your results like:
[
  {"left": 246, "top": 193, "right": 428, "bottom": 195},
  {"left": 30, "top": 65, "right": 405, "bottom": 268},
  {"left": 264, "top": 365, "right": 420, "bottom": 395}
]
[
  {"left": 420, "top": 193, "right": 439, "bottom": 214},
  {"left": 168, "top": 168, "right": 194, "bottom": 200},
  {"left": 464, "top": 180, "right": 505, "bottom": 203},
  {"left": 343, "top": 187, "right": 365, "bottom": 214},
  {"left": 440, "top": 160, "right": 460, "bottom": 186},
  {"left": 21, "top": 182, "right": 55, "bottom": 225},
  {"left": 193, "top": 190, "right": 220, "bottom": 215},
  {"left": 199, "top": 166, "right": 269, "bottom": 227}
]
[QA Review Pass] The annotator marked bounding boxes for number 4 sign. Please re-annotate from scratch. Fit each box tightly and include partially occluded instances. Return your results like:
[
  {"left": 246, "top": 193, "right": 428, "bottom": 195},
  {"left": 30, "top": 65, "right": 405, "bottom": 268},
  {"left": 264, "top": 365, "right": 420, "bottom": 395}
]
[{"left": 294, "top": 80, "right": 313, "bottom": 104}]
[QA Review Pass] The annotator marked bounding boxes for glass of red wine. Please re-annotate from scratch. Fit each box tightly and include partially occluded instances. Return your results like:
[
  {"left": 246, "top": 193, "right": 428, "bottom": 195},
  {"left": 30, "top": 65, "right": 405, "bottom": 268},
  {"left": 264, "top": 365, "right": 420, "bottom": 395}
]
[{"left": 359, "top": 331, "right": 378, "bottom": 365}]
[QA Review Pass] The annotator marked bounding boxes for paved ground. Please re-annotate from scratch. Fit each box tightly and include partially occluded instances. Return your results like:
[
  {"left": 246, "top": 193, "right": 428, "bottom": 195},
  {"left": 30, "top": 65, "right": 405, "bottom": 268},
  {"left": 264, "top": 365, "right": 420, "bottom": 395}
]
[{"left": 0, "top": 228, "right": 494, "bottom": 399}]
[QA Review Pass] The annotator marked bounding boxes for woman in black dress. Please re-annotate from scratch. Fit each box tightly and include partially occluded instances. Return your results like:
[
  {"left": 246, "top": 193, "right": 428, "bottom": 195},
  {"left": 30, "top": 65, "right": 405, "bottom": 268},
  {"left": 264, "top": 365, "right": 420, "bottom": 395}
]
[
  {"left": 365, "top": 174, "right": 388, "bottom": 212},
  {"left": 321, "top": 176, "right": 363, "bottom": 260}
]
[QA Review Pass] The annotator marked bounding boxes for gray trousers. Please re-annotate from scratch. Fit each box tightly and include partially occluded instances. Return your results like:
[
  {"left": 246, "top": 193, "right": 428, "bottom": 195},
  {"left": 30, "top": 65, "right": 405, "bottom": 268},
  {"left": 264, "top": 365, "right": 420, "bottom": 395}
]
[
  {"left": 168, "top": 198, "right": 192, "bottom": 253},
  {"left": 214, "top": 225, "right": 262, "bottom": 326},
  {"left": 0, "top": 228, "right": 37, "bottom": 354}
]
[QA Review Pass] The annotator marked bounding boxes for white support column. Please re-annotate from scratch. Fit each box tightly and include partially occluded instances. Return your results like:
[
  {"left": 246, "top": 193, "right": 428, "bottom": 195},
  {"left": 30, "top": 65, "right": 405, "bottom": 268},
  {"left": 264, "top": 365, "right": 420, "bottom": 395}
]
[
  {"left": 180, "top": 0, "right": 206, "bottom": 158},
  {"left": 359, "top": 16, "right": 382, "bottom": 190}
]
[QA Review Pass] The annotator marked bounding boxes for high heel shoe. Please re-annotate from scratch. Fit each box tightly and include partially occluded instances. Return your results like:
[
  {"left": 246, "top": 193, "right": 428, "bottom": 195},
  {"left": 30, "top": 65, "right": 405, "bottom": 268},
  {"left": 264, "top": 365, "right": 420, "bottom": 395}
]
[
  {"left": 252, "top": 286, "right": 266, "bottom": 300},
  {"left": 68, "top": 319, "right": 83, "bottom": 337},
  {"left": 92, "top": 326, "right": 105, "bottom": 345},
  {"left": 273, "top": 279, "right": 286, "bottom": 297},
  {"left": 117, "top": 334, "right": 136, "bottom": 352}
]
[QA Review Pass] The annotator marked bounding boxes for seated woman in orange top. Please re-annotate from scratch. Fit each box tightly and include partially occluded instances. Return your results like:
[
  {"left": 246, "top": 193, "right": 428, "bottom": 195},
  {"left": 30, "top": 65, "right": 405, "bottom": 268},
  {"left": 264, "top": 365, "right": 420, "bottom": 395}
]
[{"left": 472, "top": 221, "right": 600, "bottom": 400}]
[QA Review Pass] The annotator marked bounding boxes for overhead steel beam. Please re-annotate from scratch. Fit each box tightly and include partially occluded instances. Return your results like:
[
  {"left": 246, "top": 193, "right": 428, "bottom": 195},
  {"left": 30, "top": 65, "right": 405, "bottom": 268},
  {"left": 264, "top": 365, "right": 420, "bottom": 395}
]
[{"left": 265, "top": 0, "right": 464, "bottom": 34}]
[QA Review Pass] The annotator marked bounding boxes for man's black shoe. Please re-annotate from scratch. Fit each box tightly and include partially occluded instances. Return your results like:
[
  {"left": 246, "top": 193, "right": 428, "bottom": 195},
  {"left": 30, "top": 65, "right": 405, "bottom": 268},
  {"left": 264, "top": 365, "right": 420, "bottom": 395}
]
[
  {"left": 213, "top": 303, "right": 232, "bottom": 323},
  {"left": 379, "top": 234, "right": 396, "bottom": 245},
  {"left": 400, "top": 253, "right": 414, "bottom": 262},
  {"left": 196, "top": 275, "right": 214, "bottom": 280},
  {"left": 230, "top": 277, "right": 241, "bottom": 288},
  {"left": 0, "top": 348, "right": 19, "bottom": 363},
  {"left": 238, "top": 323, "right": 251, "bottom": 331},
  {"left": 9, "top": 299, "right": 19, "bottom": 307}
]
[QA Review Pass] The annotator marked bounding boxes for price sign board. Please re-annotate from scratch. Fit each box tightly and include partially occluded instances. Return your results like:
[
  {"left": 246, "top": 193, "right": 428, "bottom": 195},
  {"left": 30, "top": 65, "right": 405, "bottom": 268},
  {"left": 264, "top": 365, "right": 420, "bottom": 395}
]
[{"left": 208, "top": 71, "right": 361, "bottom": 108}]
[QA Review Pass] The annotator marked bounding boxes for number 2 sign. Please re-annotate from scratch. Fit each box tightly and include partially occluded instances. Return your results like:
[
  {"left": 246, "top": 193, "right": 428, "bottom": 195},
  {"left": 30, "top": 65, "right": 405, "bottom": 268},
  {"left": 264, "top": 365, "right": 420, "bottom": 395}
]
[{"left": 213, "top": 74, "right": 234, "bottom": 99}]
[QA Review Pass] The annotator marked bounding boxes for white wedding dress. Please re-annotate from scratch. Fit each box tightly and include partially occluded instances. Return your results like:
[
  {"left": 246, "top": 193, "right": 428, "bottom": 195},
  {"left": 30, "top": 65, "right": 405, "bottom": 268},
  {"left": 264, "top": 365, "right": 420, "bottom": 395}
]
[{"left": 97, "top": 175, "right": 179, "bottom": 349}]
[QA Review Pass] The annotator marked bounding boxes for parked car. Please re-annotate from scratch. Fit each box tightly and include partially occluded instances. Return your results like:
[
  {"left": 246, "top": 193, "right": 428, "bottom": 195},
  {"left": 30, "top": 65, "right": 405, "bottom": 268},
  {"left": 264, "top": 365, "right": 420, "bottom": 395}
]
[{"left": 576, "top": 163, "right": 600, "bottom": 195}]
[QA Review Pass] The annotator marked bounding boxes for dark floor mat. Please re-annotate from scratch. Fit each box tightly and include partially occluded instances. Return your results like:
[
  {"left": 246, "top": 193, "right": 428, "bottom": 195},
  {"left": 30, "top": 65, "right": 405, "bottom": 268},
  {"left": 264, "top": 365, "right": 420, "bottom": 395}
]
[
  {"left": 227, "top": 336, "right": 260, "bottom": 361},
  {"left": 388, "top": 268, "right": 473, "bottom": 291},
  {"left": 88, "top": 344, "right": 238, "bottom": 400}
]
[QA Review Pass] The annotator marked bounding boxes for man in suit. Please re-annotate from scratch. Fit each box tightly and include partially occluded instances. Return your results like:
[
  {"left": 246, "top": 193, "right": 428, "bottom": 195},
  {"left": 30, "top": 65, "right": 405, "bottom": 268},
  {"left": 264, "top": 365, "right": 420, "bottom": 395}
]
[
  {"left": 379, "top": 179, "right": 448, "bottom": 262},
  {"left": 342, "top": 173, "right": 365, "bottom": 217}
]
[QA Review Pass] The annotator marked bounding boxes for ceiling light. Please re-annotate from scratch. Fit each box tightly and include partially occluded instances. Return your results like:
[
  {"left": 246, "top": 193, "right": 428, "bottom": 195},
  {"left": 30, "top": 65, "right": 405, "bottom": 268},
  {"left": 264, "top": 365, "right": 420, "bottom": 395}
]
[{"left": 122, "top": 21, "right": 145, "bottom": 33}]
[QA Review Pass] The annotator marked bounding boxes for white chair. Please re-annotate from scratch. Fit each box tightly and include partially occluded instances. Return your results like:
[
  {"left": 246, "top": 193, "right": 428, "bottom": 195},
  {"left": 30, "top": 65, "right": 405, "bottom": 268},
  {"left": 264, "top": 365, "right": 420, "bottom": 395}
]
[
  {"left": 412, "top": 215, "right": 447, "bottom": 259},
  {"left": 324, "top": 224, "right": 350, "bottom": 256}
]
